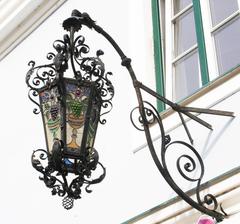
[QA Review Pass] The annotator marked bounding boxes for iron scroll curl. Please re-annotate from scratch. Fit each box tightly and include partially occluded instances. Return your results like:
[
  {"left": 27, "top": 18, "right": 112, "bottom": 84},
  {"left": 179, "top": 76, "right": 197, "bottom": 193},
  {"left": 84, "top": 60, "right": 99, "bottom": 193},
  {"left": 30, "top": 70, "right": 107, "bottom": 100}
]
[
  {"left": 130, "top": 101, "right": 224, "bottom": 221},
  {"left": 31, "top": 147, "right": 106, "bottom": 210}
]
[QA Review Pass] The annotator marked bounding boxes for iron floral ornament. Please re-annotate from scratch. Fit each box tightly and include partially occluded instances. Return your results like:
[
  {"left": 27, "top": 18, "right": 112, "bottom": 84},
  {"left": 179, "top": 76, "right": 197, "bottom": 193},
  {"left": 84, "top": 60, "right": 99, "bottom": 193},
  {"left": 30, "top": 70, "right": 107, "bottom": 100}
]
[{"left": 26, "top": 9, "right": 234, "bottom": 221}]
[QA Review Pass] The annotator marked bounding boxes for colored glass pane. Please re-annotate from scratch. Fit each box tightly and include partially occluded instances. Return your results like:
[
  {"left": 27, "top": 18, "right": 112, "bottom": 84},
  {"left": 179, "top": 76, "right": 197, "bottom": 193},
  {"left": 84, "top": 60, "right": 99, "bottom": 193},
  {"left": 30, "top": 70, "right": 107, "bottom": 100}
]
[
  {"left": 86, "top": 101, "right": 100, "bottom": 153},
  {"left": 65, "top": 82, "right": 90, "bottom": 155},
  {"left": 40, "top": 86, "right": 62, "bottom": 153}
]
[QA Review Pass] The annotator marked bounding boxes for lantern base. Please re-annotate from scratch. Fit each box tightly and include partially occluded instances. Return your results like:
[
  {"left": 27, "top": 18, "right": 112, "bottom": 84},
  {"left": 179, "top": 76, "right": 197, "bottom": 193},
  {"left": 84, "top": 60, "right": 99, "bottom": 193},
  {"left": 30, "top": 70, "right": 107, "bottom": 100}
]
[
  {"left": 31, "top": 146, "right": 106, "bottom": 209},
  {"left": 62, "top": 196, "right": 74, "bottom": 210}
]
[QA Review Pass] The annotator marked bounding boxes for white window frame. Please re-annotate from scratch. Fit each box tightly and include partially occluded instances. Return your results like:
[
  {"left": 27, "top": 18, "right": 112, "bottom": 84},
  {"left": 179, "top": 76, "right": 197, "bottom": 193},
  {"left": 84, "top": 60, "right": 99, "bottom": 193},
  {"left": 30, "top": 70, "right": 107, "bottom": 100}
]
[{"left": 165, "top": 0, "right": 201, "bottom": 102}]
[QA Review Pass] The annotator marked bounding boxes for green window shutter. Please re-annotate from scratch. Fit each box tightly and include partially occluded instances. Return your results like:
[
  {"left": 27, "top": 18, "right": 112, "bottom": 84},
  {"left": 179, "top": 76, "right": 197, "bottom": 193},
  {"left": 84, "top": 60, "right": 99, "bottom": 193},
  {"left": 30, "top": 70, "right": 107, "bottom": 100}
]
[
  {"left": 192, "top": 0, "right": 209, "bottom": 85},
  {"left": 151, "top": 0, "right": 165, "bottom": 111}
]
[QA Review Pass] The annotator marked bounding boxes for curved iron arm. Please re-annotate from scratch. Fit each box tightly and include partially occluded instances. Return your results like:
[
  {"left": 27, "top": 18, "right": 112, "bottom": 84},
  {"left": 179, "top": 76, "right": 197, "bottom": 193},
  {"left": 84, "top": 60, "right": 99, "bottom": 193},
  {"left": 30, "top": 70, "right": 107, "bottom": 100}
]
[{"left": 62, "top": 10, "right": 235, "bottom": 221}]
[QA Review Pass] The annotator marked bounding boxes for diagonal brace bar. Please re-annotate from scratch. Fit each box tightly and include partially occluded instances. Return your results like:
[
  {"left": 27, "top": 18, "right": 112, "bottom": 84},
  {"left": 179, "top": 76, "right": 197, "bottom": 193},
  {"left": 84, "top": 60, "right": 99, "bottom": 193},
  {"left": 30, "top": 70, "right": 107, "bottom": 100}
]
[
  {"left": 135, "top": 80, "right": 234, "bottom": 130},
  {"left": 180, "top": 107, "right": 234, "bottom": 117},
  {"left": 178, "top": 112, "right": 194, "bottom": 144}
]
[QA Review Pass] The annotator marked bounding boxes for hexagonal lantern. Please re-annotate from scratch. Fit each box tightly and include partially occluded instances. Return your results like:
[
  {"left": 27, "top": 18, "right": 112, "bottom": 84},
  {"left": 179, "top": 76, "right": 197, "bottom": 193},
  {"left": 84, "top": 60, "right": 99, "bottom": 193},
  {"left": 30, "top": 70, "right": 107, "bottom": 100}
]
[{"left": 26, "top": 10, "right": 114, "bottom": 209}]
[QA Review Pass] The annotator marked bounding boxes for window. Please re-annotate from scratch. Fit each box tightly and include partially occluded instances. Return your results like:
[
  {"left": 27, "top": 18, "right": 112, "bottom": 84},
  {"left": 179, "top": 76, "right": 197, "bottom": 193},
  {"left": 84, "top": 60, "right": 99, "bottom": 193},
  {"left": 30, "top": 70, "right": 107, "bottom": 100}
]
[
  {"left": 207, "top": 0, "right": 240, "bottom": 75},
  {"left": 171, "top": 1, "right": 201, "bottom": 101},
  {"left": 152, "top": 0, "right": 240, "bottom": 105}
]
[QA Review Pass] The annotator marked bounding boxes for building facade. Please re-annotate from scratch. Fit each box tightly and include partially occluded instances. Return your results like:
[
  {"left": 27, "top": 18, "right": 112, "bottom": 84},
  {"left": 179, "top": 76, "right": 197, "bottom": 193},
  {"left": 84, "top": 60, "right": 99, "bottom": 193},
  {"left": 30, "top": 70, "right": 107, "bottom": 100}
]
[
  {"left": 0, "top": 0, "right": 239, "bottom": 223},
  {"left": 125, "top": 0, "right": 240, "bottom": 223}
]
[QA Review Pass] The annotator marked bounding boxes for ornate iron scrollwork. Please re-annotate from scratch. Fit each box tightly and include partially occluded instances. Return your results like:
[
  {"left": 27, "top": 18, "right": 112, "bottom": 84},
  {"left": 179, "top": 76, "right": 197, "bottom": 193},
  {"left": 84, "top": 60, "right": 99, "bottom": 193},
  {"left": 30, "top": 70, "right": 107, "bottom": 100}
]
[
  {"left": 31, "top": 146, "right": 105, "bottom": 209},
  {"left": 27, "top": 9, "right": 234, "bottom": 219},
  {"left": 26, "top": 15, "right": 114, "bottom": 208},
  {"left": 26, "top": 34, "right": 114, "bottom": 120},
  {"left": 130, "top": 101, "right": 225, "bottom": 222}
]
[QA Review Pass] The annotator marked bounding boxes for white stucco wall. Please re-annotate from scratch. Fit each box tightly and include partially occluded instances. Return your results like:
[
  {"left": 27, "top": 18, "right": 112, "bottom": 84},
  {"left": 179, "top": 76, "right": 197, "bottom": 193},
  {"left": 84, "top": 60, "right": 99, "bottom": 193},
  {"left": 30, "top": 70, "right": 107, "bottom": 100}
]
[
  {"left": 0, "top": 0, "right": 239, "bottom": 224},
  {"left": 0, "top": 0, "right": 157, "bottom": 224}
]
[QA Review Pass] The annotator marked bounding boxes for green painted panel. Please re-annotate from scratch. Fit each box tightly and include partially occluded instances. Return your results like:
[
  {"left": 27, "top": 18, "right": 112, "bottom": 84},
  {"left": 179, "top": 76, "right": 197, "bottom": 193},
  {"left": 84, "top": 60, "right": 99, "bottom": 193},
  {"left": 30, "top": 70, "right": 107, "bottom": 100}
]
[
  {"left": 151, "top": 0, "right": 165, "bottom": 111},
  {"left": 192, "top": 0, "right": 209, "bottom": 85}
]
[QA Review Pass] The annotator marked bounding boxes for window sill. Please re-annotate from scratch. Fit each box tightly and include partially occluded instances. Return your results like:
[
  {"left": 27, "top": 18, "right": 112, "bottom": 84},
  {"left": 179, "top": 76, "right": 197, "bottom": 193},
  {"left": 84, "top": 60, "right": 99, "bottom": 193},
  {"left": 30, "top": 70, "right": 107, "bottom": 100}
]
[
  {"left": 160, "top": 65, "right": 240, "bottom": 120},
  {"left": 123, "top": 166, "right": 240, "bottom": 224}
]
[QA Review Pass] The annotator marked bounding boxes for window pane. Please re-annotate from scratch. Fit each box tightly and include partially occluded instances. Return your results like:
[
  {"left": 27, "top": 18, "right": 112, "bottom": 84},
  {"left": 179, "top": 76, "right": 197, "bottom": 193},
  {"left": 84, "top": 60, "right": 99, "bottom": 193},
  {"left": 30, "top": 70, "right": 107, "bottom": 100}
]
[
  {"left": 209, "top": 0, "right": 239, "bottom": 26},
  {"left": 174, "top": 9, "right": 197, "bottom": 56},
  {"left": 214, "top": 17, "right": 240, "bottom": 75},
  {"left": 174, "top": 51, "right": 200, "bottom": 101},
  {"left": 174, "top": 0, "right": 192, "bottom": 14}
]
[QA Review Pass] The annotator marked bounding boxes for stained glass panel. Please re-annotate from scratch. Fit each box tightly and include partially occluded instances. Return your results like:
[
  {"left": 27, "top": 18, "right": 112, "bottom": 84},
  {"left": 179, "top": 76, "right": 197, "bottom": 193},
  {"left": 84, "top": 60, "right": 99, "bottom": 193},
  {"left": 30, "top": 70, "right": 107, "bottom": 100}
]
[
  {"left": 39, "top": 86, "right": 62, "bottom": 153},
  {"left": 86, "top": 99, "right": 100, "bottom": 153},
  {"left": 65, "top": 81, "right": 90, "bottom": 155},
  {"left": 65, "top": 79, "right": 101, "bottom": 157}
]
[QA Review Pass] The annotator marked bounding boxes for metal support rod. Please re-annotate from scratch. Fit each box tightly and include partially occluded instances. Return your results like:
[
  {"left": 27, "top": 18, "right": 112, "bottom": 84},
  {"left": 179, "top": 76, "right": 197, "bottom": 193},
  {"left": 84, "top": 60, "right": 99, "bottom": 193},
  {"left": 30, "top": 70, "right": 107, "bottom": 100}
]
[
  {"left": 180, "top": 107, "right": 234, "bottom": 117},
  {"left": 178, "top": 112, "right": 194, "bottom": 144}
]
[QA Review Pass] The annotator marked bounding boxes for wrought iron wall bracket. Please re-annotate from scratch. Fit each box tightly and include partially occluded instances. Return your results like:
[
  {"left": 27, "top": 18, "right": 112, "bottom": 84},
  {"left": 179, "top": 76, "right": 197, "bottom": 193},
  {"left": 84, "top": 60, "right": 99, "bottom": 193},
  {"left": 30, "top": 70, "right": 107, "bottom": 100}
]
[
  {"left": 27, "top": 10, "right": 235, "bottom": 220},
  {"left": 67, "top": 10, "right": 236, "bottom": 222}
]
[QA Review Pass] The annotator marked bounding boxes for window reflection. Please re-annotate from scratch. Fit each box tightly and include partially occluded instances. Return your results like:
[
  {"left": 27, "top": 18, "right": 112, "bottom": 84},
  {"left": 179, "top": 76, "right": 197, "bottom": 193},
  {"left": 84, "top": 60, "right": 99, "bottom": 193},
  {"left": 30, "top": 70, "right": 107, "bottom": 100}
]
[
  {"left": 209, "top": 0, "right": 238, "bottom": 26},
  {"left": 174, "top": 9, "right": 197, "bottom": 56},
  {"left": 214, "top": 17, "right": 240, "bottom": 74},
  {"left": 174, "top": 51, "right": 200, "bottom": 101},
  {"left": 174, "top": 0, "right": 192, "bottom": 15}
]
